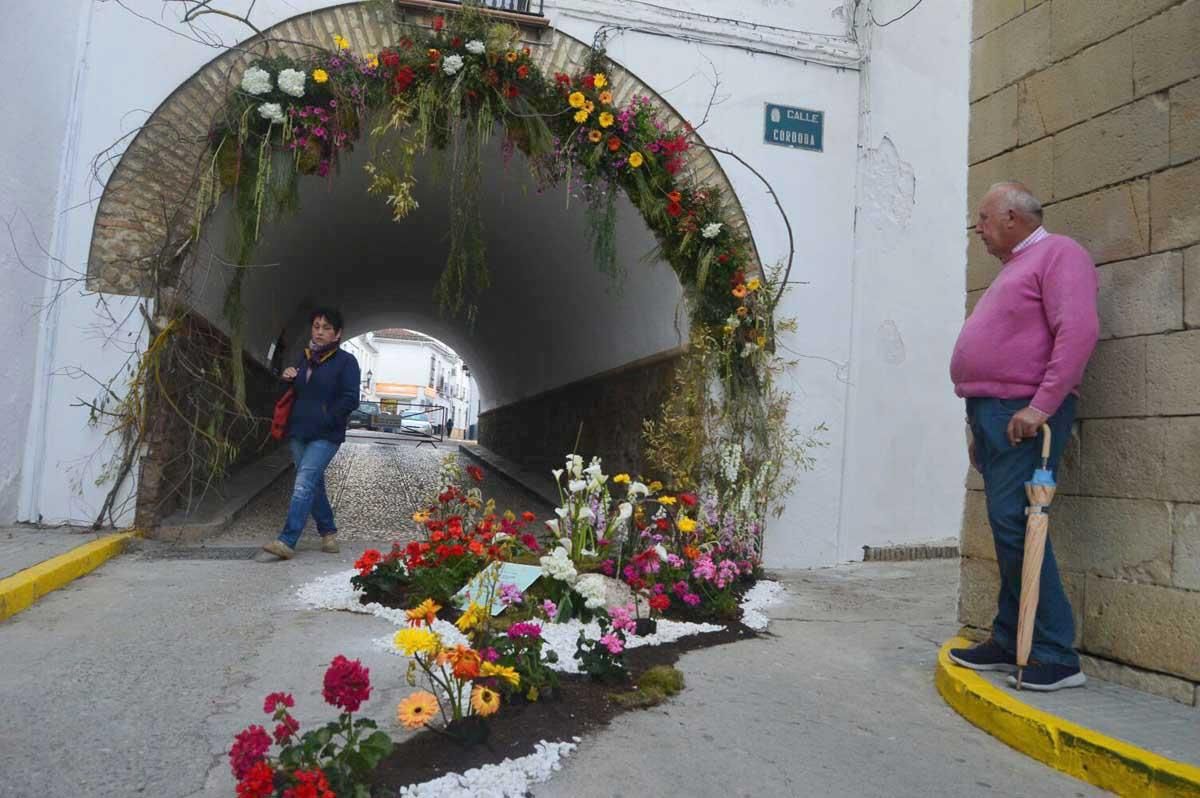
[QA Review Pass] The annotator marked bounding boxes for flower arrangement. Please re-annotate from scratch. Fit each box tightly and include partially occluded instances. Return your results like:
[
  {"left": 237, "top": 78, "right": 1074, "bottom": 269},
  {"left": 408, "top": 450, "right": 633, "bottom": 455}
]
[{"left": 229, "top": 656, "right": 392, "bottom": 797}]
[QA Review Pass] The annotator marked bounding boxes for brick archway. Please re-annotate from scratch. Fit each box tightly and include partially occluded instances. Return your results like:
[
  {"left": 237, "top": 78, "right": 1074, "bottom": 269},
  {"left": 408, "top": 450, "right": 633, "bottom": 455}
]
[{"left": 87, "top": 1, "right": 759, "bottom": 295}]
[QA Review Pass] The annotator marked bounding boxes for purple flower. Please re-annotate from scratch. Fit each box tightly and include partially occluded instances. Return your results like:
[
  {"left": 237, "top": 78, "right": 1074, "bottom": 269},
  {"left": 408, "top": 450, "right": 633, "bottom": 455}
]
[
  {"left": 667, "top": 554, "right": 684, "bottom": 568},
  {"left": 481, "top": 647, "right": 499, "bottom": 663},
  {"left": 541, "top": 599, "right": 558, "bottom": 620},
  {"left": 330, "top": 57, "right": 343, "bottom": 69},
  {"left": 498, "top": 583, "right": 524, "bottom": 607}
]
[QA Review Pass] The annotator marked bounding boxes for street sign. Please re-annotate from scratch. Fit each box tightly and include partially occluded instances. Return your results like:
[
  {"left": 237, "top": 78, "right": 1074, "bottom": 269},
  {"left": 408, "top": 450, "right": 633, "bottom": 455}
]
[{"left": 764, "top": 103, "right": 823, "bottom": 152}]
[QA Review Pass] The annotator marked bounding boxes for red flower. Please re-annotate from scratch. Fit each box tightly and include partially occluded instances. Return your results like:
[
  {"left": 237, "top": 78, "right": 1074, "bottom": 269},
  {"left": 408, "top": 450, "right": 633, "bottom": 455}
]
[
  {"left": 468, "top": 539, "right": 485, "bottom": 556},
  {"left": 380, "top": 50, "right": 400, "bottom": 68},
  {"left": 322, "top": 655, "right": 371, "bottom": 713},
  {"left": 607, "top": 136, "right": 621, "bottom": 152},
  {"left": 521, "top": 511, "right": 536, "bottom": 522},
  {"left": 399, "top": 37, "right": 414, "bottom": 50},
  {"left": 466, "top": 465, "right": 484, "bottom": 482},
  {"left": 516, "top": 64, "right": 530, "bottom": 79},
  {"left": 236, "top": 760, "right": 275, "bottom": 798},
  {"left": 522, "top": 46, "right": 532, "bottom": 57},
  {"left": 655, "top": 517, "right": 670, "bottom": 531},
  {"left": 393, "top": 66, "right": 416, "bottom": 93},
  {"left": 283, "top": 768, "right": 335, "bottom": 798},
  {"left": 229, "top": 725, "right": 271, "bottom": 780},
  {"left": 520, "top": 532, "right": 541, "bottom": 552},
  {"left": 717, "top": 253, "right": 730, "bottom": 264},
  {"left": 354, "top": 549, "right": 383, "bottom": 576},
  {"left": 554, "top": 72, "right": 571, "bottom": 86},
  {"left": 679, "top": 492, "right": 698, "bottom": 507},
  {"left": 667, "top": 201, "right": 683, "bottom": 218},
  {"left": 262, "top": 692, "right": 295, "bottom": 714},
  {"left": 581, "top": 74, "right": 595, "bottom": 89},
  {"left": 649, "top": 594, "right": 671, "bottom": 612},
  {"left": 451, "top": 36, "right": 462, "bottom": 48},
  {"left": 273, "top": 713, "right": 300, "bottom": 744},
  {"left": 504, "top": 82, "right": 519, "bottom": 98},
  {"left": 485, "top": 68, "right": 501, "bottom": 87},
  {"left": 432, "top": 15, "right": 445, "bottom": 32}
]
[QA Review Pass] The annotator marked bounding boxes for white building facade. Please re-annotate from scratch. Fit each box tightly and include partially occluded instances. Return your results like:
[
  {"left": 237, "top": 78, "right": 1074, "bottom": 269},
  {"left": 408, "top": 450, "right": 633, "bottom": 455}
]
[
  {"left": 362, "top": 329, "right": 480, "bottom": 439},
  {"left": 0, "top": 0, "right": 970, "bottom": 568}
]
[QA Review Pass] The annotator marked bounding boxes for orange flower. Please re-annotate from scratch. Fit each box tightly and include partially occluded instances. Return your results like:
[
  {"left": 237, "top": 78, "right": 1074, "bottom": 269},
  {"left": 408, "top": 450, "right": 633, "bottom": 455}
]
[
  {"left": 607, "top": 136, "right": 621, "bottom": 152},
  {"left": 588, "top": 129, "right": 603, "bottom": 143},
  {"left": 599, "top": 90, "right": 613, "bottom": 105},
  {"left": 522, "top": 46, "right": 532, "bottom": 57},
  {"left": 406, "top": 598, "right": 441, "bottom": 626},
  {"left": 736, "top": 306, "right": 749, "bottom": 317},
  {"left": 397, "top": 692, "right": 439, "bottom": 729},
  {"left": 448, "top": 645, "right": 482, "bottom": 680},
  {"left": 732, "top": 284, "right": 748, "bottom": 298},
  {"left": 683, "top": 545, "right": 701, "bottom": 561},
  {"left": 505, "top": 50, "right": 519, "bottom": 63},
  {"left": 667, "top": 191, "right": 681, "bottom": 203},
  {"left": 428, "top": 48, "right": 441, "bottom": 61},
  {"left": 471, "top": 685, "right": 500, "bottom": 716}
]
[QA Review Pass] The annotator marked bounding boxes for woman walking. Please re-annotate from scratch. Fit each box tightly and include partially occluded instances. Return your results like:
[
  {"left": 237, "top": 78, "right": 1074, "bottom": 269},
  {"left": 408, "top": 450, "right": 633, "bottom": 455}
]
[{"left": 261, "top": 308, "right": 361, "bottom": 560}]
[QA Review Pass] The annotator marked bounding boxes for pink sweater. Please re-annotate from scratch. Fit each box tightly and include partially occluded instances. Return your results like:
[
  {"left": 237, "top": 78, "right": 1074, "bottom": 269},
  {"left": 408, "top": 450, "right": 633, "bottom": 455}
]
[{"left": 951, "top": 234, "right": 1099, "bottom": 416}]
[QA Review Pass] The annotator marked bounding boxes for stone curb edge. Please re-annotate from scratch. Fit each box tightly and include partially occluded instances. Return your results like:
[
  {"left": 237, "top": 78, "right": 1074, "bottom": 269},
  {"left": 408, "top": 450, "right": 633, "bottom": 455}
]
[
  {"left": 935, "top": 637, "right": 1200, "bottom": 797},
  {"left": 0, "top": 532, "right": 136, "bottom": 622}
]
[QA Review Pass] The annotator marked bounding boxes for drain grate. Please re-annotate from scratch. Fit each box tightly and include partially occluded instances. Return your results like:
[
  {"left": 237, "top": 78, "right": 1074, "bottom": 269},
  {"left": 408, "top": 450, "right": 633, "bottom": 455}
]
[{"left": 136, "top": 546, "right": 263, "bottom": 561}]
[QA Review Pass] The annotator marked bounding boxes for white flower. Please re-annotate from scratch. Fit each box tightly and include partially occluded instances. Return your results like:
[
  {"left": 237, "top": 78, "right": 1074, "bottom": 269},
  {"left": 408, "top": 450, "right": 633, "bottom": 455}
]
[
  {"left": 566, "top": 454, "right": 584, "bottom": 479},
  {"left": 539, "top": 546, "right": 578, "bottom": 585},
  {"left": 492, "top": 532, "right": 512, "bottom": 543},
  {"left": 277, "top": 68, "right": 306, "bottom": 98},
  {"left": 551, "top": 468, "right": 564, "bottom": 482},
  {"left": 241, "top": 66, "right": 272, "bottom": 95},
  {"left": 628, "top": 481, "right": 649, "bottom": 499},
  {"left": 701, "top": 222, "right": 723, "bottom": 239},
  {"left": 442, "top": 54, "right": 465, "bottom": 75},
  {"left": 568, "top": 479, "right": 587, "bottom": 494},
  {"left": 579, "top": 507, "right": 596, "bottom": 521},
  {"left": 545, "top": 519, "right": 560, "bottom": 535},
  {"left": 741, "top": 342, "right": 759, "bottom": 357},
  {"left": 616, "top": 502, "right": 632, "bottom": 522},
  {"left": 574, "top": 574, "right": 607, "bottom": 610},
  {"left": 465, "top": 40, "right": 486, "bottom": 55},
  {"left": 258, "top": 103, "right": 286, "bottom": 124},
  {"left": 654, "top": 543, "right": 669, "bottom": 561}
]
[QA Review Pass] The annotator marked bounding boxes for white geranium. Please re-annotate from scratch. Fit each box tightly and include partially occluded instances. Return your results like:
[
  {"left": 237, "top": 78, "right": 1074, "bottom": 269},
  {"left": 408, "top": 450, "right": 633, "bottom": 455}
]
[
  {"left": 442, "top": 54, "right": 465, "bottom": 75},
  {"left": 465, "top": 40, "right": 486, "bottom": 55},
  {"left": 574, "top": 574, "right": 607, "bottom": 610},
  {"left": 258, "top": 103, "right": 286, "bottom": 124},
  {"left": 539, "top": 546, "right": 578, "bottom": 585},
  {"left": 241, "top": 66, "right": 272, "bottom": 95},
  {"left": 701, "top": 222, "right": 723, "bottom": 239},
  {"left": 277, "top": 68, "right": 306, "bottom": 98}
]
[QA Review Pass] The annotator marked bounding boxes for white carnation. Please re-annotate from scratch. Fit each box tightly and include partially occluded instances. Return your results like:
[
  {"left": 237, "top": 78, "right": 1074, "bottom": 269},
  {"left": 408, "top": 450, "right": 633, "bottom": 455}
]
[
  {"left": 442, "top": 54, "right": 465, "bottom": 75},
  {"left": 241, "top": 66, "right": 272, "bottom": 95},
  {"left": 277, "top": 68, "right": 306, "bottom": 98},
  {"left": 258, "top": 103, "right": 286, "bottom": 124},
  {"left": 574, "top": 574, "right": 607, "bottom": 610},
  {"left": 465, "top": 40, "right": 486, "bottom": 55},
  {"left": 701, "top": 222, "right": 723, "bottom": 239}
]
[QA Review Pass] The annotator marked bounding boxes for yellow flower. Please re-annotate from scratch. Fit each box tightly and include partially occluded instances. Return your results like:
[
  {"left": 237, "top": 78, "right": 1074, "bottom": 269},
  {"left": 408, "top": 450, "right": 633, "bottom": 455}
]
[
  {"left": 598, "top": 111, "right": 614, "bottom": 128},
  {"left": 394, "top": 627, "right": 440, "bottom": 656},
  {"left": 588, "top": 129, "right": 603, "bottom": 143},
  {"left": 406, "top": 598, "right": 442, "bottom": 626},
  {"left": 505, "top": 50, "right": 519, "bottom": 63},
  {"left": 583, "top": 100, "right": 595, "bottom": 114},
  {"left": 365, "top": 52, "right": 379, "bottom": 69},
  {"left": 599, "top": 90, "right": 613, "bottom": 105},
  {"left": 480, "top": 661, "right": 521, "bottom": 688},
  {"left": 648, "top": 480, "right": 663, "bottom": 492},
  {"left": 757, "top": 335, "right": 767, "bottom": 347},
  {"left": 397, "top": 691, "right": 439, "bottom": 729},
  {"left": 574, "top": 109, "right": 590, "bottom": 124},
  {"left": 723, "top": 324, "right": 735, "bottom": 335},
  {"left": 568, "top": 91, "right": 586, "bottom": 109},
  {"left": 613, "top": 473, "right": 631, "bottom": 484},
  {"left": 312, "top": 68, "right": 329, "bottom": 84},
  {"left": 412, "top": 510, "right": 431, "bottom": 523},
  {"left": 456, "top": 602, "right": 486, "bottom": 633},
  {"left": 658, "top": 496, "right": 677, "bottom": 506},
  {"left": 677, "top": 516, "right": 698, "bottom": 533},
  {"left": 746, "top": 277, "right": 762, "bottom": 292},
  {"left": 471, "top": 685, "right": 501, "bottom": 716},
  {"left": 628, "top": 151, "right": 644, "bottom": 168},
  {"left": 333, "top": 34, "right": 349, "bottom": 50},
  {"left": 593, "top": 72, "right": 608, "bottom": 88}
]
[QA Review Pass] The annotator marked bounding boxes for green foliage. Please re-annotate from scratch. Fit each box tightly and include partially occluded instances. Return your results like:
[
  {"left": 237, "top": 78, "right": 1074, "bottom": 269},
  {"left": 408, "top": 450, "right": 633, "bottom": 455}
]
[{"left": 610, "top": 665, "right": 685, "bottom": 709}]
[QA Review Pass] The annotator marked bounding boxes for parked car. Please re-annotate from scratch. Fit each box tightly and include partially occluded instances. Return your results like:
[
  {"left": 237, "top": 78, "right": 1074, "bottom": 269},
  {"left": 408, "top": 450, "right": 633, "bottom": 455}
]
[
  {"left": 348, "top": 402, "right": 378, "bottom": 430},
  {"left": 399, "top": 416, "right": 434, "bottom": 436}
]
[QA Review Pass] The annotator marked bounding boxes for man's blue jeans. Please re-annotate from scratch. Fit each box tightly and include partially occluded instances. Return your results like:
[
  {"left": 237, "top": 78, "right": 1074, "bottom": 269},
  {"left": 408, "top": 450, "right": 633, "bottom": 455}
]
[
  {"left": 277, "top": 438, "right": 339, "bottom": 549},
  {"left": 968, "top": 395, "right": 1079, "bottom": 668}
]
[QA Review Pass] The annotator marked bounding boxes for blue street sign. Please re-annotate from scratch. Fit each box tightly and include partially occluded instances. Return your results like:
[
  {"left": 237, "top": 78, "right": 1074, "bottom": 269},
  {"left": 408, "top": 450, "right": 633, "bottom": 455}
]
[{"left": 763, "top": 103, "right": 824, "bottom": 152}]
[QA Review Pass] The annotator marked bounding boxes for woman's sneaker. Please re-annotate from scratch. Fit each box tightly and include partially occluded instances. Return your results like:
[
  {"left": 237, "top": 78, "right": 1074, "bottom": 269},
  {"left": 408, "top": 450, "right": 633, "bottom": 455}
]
[
  {"left": 260, "top": 541, "right": 296, "bottom": 560},
  {"left": 948, "top": 639, "right": 1016, "bottom": 672},
  {"left": 1008, "top": 663, "right": 1087, "bottom": 692},
  {"left": 320, "top": 534, "right": 340, "bottom": 554}
]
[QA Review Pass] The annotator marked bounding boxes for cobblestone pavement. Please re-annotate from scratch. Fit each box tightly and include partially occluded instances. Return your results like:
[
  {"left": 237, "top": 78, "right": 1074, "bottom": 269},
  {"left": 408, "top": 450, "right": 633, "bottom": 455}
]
[{"left": 224, "top": 435, "right": 556, "bottom": 546}]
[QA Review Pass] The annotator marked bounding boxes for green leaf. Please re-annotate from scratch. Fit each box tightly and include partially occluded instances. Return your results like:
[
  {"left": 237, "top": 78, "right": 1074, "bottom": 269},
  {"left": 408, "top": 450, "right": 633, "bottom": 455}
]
[
  {"left": 314, "top": 727, "right": 334, "bottom": 747},
  {"left": 696, "top": 247, "right": 714, "bottom": 290}
]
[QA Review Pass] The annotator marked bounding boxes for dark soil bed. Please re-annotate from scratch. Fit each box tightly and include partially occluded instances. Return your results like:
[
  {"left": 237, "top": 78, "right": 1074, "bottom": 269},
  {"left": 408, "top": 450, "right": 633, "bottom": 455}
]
[{"left": 367, "top": 619, "right": 760, "bottom": 794}]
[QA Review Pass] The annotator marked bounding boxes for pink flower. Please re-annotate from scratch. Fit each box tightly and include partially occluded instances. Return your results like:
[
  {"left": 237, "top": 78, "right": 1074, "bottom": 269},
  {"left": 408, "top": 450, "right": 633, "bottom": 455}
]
[
  {"left": 322, "top": 655, "right": 371, "bottom": 712},
  {"left": 683, "top": 593, "right": 702, "bottom": 607},
  {"left": 312, "top": 126, "right": 327, "bottom": 139},
  {"left": 599, "top": 559, "right": 615, "bottom": 576},
  {"left": 608, "top": 604, "right": 636, "bottom": 634},
  {"left": 692, "top": 555, "right": 717, "bottom": 582},
  {"left": 316, "top": 160, "right": 331, "bottom": 177},
  {"left": 481, "top": 647, "right": 500, "bottom": 663},
  {"left": 666, "top": 554, "right": 684, "bottom": 568},
  {"left": 541, "top": 599, "right": 557, "bottom": 619},
  {"left": 508, "top": 621, "right": 543, "bottom": 640},
  {"left": 599, "top": 633, "right": 624, "bottom": 655},
  {"left": 229, "top": 724, "right": 271, "bottom": 779},
  {"left": 498, "top": 583, "right": 524, "bottom": 606},
  {"left": 262, "top": 692, "right": 295, "bottom": 714}
]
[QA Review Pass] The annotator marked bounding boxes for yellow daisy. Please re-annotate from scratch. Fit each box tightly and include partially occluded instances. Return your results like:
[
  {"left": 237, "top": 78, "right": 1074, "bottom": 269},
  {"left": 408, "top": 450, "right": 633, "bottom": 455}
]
[
  {"left": 455, "top": 602, "right": 486, "bottom": 633},
  {"left": 397, "top": 691, "right": 438, "bottom": 729},
  {"left": 333, "top": 34, "right": 349, "bottom": 50},
  {"left": 593, "top": 72, "right": 608, "bottom": 88},
  {"left": 677, "top": 516, "right": 698, "bottom": 533},
  {"left": 470, "top": 685, "right": 501, "bottom": 716},
  {"left": 480, "top": 661, "right": 521, "bottom": 688},
  {"left": 658, "top": 496, "right": 677, "bottom": 506},
  {"left": 406, "top": 598, "right": 441, "bottom": 626},
  {"left": 747, "top": 277, "right": 762, "bottom": 292},
  {"left": 312, "top": 68, "right": 329, "bottom": 83},
  {"left": 598, "top": 111, "right": 614, "bottom": 128},
  {"left": 628, "top": 151, "right": 644, "bottom": 168},
  {"left": 394, "top": 627, "right": 439, "bottom": 656},
  {"left": 574, "top": 109, "right": 590, "bottom": 124},
  {"left": 613, "top": 473, "right": 631, "bottom": 484},
  {"left": 568, "top": 91, "right": 586, "bottom": 109}
]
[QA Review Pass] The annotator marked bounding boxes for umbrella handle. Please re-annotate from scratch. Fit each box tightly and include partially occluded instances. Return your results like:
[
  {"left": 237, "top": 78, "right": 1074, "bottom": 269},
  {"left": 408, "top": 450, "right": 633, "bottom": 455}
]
[{"left": 1040, "top": 424, "right": 1052, "bottom": 469}]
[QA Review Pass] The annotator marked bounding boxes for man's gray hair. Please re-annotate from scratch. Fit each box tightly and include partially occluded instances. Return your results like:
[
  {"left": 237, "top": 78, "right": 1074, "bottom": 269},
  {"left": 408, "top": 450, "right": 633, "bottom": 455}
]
[{"left": 988, "top": 181, "right": 1043, "bottom": 220}]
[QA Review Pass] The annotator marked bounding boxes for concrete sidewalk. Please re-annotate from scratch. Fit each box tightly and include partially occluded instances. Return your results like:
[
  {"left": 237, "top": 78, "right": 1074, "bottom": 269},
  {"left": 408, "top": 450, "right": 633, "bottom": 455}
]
[{"left": 0, "top": 526, "right": 112, "bottom": 580}]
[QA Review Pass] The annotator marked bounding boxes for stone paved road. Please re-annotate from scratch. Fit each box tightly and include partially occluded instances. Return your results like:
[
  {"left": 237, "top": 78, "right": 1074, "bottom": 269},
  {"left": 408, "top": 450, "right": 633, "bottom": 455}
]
[{"left": 226, "top": 435, "right": 557, "bottom": 547}]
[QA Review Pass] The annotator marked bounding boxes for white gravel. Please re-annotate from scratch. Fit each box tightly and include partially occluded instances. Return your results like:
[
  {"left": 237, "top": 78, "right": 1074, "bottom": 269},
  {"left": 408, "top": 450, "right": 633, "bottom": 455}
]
[{"left": 397, "top": 739, "right": 579, "bottom": 798}]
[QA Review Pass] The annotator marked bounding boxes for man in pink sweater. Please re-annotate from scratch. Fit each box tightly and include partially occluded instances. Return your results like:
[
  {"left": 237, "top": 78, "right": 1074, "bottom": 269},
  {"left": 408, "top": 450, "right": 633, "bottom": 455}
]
[{"left": 948, "top": 182, "right": 1099, "bottom": 691}]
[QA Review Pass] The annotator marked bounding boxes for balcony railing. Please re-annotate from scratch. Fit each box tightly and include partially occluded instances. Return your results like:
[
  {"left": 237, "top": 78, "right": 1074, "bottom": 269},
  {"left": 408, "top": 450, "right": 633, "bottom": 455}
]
[{"left": 397, "top": 0, "right": 545, "bottom": 18}]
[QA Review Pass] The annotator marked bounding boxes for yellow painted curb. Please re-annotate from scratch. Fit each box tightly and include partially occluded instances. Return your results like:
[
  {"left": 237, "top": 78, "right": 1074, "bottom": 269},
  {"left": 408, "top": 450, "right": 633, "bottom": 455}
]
[
  {"left": 936, "top": 637, "right": 1200, "bottom": 797},
  {"left": 0, "top": 532, "right": 136, "bottom": 622}
]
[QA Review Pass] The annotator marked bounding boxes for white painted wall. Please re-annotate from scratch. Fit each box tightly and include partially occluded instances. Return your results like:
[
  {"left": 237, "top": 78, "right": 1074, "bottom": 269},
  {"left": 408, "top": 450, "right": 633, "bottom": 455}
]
[{"left": 6, "top": 0, "right": 968, "bottom": 563}]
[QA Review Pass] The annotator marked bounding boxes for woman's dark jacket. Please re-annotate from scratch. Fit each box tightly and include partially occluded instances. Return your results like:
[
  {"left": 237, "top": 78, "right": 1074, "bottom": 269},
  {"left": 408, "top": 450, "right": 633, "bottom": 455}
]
[{"left": 286, "top": 349, "right": 361, "bottom": 444}]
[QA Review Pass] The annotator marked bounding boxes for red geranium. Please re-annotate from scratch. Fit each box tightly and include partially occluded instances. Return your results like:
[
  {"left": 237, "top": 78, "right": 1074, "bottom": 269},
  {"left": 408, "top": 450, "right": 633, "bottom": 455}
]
[
  {"left": 649, "top": 594, "right": 671, "bottom": 612},
  {"left": 451, "top": 36, "right": 462, "bottom": 48},
  {"left": 667, "top": 201, "right": 683, "bottom": 218},
  {"left": 521, "top": 532, "right": 541, "bottom": 552},
  {"left": 380, "top": 50, "right": 400, "bottom": 68},
  {"left": 581, "top": 74, "right": 595, "bottom": 89},
  {"left": 354, "top": 548, "right": 383, "bottom": 576},
  {"left": 236, "top": 760, "right": 275, "bottom": 798},
  {"left": 516, "top": 64, "right": 530, "bottom": 79},
  {"left": 273, "top": 713, "right": 300, "bottom": 745},
  {"left": 322, "top": 655, "right": 371, "bottom": 713},
  {"left": 393, "top": 66, "right": 416, "bottom": 93},
  {"left": 283, "top": 769, "right": 335, "bottom": 798},
  {"left": 504, "top": 82, "right": 519, "bottom": 98},
  {"left": 262, "top": 692, "right": 295, "bottom": 714},
  {"left": 229, "top": 725, "right": 271, "bottom": 780},
  {"left": 431, "top": 15, "right": 445, "bottom": 32},
  {"left": 466, "top": 465, "right": 484, "bottom": 482},
  {"left": 679, "top": 492, "right": 698, "bottom": 507}
]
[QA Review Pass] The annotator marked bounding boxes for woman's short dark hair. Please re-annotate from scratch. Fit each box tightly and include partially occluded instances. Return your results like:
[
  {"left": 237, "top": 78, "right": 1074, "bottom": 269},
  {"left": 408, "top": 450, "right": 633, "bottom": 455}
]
[{"left": 310, "top": 307, "right": 344, "bottom": 332}]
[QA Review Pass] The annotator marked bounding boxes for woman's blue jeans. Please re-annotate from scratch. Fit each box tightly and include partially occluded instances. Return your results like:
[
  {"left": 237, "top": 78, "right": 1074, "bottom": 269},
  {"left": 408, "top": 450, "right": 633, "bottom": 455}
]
[
  {"left": 277, "top": 438, "right": 340, "bottom": 549},
  {"left": 968, "top": 395, "right": 1079, "bottom": 668}
]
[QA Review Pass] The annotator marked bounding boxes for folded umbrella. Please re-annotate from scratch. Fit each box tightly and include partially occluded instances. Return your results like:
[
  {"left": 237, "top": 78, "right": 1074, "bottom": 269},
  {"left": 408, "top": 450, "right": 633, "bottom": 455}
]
[{"left": 1016, "top": 423, "right": 1055, "bottom": 689}]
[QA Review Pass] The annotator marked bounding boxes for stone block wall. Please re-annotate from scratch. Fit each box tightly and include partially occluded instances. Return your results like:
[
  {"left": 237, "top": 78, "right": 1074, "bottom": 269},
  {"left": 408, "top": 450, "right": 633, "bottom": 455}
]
[
  {"left": 962, "top": 0, "right": 1200, "bottom": 704},
  {"left": 478, "top": 351, "right": 682, "bottom": 483}
]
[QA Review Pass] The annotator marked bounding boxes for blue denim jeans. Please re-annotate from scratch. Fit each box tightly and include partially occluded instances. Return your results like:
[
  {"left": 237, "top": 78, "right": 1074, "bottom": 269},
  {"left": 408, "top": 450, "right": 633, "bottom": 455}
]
[
  {"left": 277, "top": 438, "right": 340, "bottom": 549},
  {"left": 968, "top": 395, "right": 1079, "bottom": 668}
]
